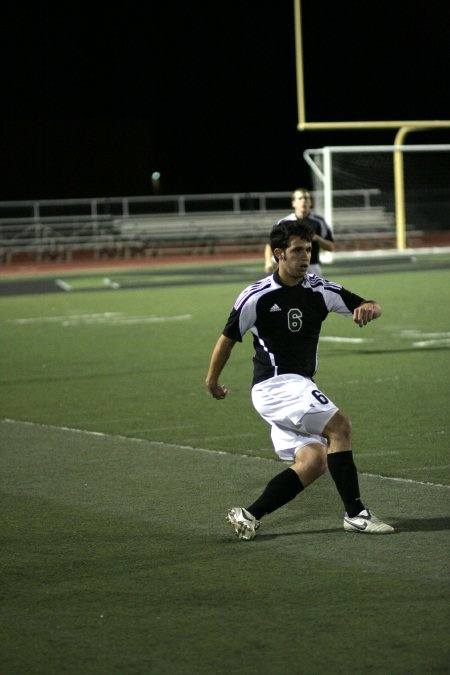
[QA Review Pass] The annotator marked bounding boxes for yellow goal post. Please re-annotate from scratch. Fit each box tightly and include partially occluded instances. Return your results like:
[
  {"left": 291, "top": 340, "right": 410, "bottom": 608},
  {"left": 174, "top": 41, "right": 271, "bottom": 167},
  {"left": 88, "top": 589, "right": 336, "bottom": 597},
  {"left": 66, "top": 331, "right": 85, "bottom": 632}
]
[{"left": 293, "top": 0, "right": 450, "bottom": 250}]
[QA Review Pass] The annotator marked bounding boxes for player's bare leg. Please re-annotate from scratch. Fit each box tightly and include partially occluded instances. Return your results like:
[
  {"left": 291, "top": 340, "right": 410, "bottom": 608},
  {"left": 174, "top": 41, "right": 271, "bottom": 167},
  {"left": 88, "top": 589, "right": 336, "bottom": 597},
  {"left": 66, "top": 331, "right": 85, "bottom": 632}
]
[
  {"left": 227, "top": 410, "right": 393, "bottom": 540},
  {"left": 290, "top": 443, "right": 327, "bottom": 486},
  {"left": 228, "top": 443, "right": 327, "bottom": 540},
  {"left": 323, "top": 410, "right": 394, "bottom": 534},
  {"left": 322, "top": 410, "right": 352, "bottom": 453}
]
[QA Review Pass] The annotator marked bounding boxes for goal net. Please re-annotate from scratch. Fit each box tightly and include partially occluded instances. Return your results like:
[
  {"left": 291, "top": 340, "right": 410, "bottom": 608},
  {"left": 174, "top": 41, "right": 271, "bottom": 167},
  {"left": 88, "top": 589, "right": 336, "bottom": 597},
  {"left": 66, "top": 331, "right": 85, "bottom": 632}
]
[{"left": 303, "top": 144, "right": 450, "bottom": 248}]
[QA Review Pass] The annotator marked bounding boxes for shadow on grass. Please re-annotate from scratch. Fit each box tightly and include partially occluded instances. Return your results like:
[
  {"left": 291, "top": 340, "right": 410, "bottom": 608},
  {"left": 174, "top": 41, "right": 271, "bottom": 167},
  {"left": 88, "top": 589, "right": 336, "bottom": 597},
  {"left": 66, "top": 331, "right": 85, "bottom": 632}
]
[
  {"left": 285, "top": 516, "right": 450, "bottom": 535},
  {"left": 223, "top": 519, "right": 450, "bottom": 541},
  {"left": 222, "top": 527, "right": 342, "bottom": 542},
  {"left": 258, "top": 528, "right": 341, "bottom": 540},
  {"left": 222, "top": 516, "right": 450, "bottom": 543},
  {"left": 391, "top": 516, "right": 450, "bottom": 532}
]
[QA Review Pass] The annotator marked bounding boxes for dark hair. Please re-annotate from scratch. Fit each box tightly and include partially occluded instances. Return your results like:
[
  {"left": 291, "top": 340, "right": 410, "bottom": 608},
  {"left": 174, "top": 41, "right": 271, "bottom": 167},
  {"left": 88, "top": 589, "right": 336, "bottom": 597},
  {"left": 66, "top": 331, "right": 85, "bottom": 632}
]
[
  {"left": 290, "top": 187, "right": 312, "bottom": 202},
  {"left": 270, "top": 218, "right": 314, "bottom": 255}
]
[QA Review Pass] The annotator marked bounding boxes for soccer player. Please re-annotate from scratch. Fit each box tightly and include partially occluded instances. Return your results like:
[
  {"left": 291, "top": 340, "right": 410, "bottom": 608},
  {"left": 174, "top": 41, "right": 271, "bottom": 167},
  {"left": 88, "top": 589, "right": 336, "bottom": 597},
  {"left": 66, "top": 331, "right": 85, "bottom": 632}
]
[
  {"left": 206, "top": 219, "right": 393, "bottom": 540},
  {"left": 264, "top": 187, "right": 335, "bottom": 276}
]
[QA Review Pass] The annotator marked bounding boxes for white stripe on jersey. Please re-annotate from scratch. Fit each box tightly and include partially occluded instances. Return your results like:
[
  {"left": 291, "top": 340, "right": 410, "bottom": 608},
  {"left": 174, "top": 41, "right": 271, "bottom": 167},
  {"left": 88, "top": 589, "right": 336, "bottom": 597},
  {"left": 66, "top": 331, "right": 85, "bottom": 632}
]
[
  {"left": 305, "top": 275, "right": 353, "bottom": 316},
  {"left": 234, "top": 276, "right": 275, "bottom": 311},
  {"left": 308, "top": 273, "right": 341, "bottom": 291},
  {"left": 233, "top": 273, "right": 354, "bottom": 343},
  {"left": 253, "top": 329, "right": 278, "bottom": 374},
  {"left": 238, "top": 282, "right": 280, "bottom": 337}
]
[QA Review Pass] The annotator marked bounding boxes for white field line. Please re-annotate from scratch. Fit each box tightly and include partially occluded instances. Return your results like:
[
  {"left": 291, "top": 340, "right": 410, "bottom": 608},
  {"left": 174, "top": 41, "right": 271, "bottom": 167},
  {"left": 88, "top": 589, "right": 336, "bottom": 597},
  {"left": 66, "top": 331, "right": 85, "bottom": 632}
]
[
  {"left": 103, "top": 278, "right": 121, "bottom": 289},
  {"left": 201, "top": 433, "right": 258, "bottom": 441},
  {"left": 358, "top": 472, "right": 450, "bottom": 488},
  {"left": 320, "top": 336, "right": 373, "bottom": 344},
  {"left": 358, "top": 451, "right": 400, "bottom": 457},
  {"left": 128, "top": 424, "right": 200, "bottom": 433},
  {"left": 321, "top": 330, "right": 450, "bottom": 349},
  {"left": 412, "top": 339, "right": 450, "bottom": 347},
  {"left": 9, "top": 312, "right": 122, "bottom": 324},
  {"left": 2, "top": 418, "right": 450, "bottom": 490},
  {"left": 400, "top": 331, "right": 450, "bottom": 339},
  {"left": 6, "top": 313, "right": 192, "bottom": 326},
  {"left": 5, "top": 314, "right": 448, "bottom": 348},
  {"left": 399, "top": 330, "right": 450, "bottom": 349},
  {"left": 55, "top": 279, "right": 72, "bottom": 291}
]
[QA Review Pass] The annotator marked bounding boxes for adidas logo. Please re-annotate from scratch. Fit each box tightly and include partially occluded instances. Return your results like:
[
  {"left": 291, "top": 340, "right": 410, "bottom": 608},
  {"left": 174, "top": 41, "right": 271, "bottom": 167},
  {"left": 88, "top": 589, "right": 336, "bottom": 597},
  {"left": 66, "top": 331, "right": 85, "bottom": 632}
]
[{"left": 270, "top": 303, "right": 282, "bottom": 312}]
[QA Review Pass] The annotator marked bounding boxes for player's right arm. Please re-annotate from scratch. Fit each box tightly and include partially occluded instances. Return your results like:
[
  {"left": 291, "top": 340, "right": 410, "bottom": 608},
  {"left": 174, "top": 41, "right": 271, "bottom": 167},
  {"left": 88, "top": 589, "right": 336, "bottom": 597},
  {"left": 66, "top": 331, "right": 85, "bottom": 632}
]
[
  {"left": 205, "top": 334, "right": 236, "bottom": 400},
  {"left": 264, "top": 243, "right": 275, "bottom": 273}
]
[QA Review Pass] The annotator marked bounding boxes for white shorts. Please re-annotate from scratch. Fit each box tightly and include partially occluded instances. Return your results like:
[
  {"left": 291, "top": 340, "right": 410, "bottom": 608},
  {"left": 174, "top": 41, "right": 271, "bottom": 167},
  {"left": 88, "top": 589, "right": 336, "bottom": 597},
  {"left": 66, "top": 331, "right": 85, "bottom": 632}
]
[{"left": 251, "top": 374, "right": 338, "bottom": 462}]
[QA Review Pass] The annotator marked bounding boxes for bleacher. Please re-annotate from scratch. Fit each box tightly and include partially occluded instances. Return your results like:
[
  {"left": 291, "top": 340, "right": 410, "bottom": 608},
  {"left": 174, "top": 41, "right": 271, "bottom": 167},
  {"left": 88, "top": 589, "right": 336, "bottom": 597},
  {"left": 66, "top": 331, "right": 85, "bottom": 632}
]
[
  {"left": 330, "top": 206, "right": 400, "bottom": 249},
  {"left": 114, "top": 212, "right": 290, "bottom": 258},
  {"left": 0, "top": 191, "right": 399, "bottom": 265}
]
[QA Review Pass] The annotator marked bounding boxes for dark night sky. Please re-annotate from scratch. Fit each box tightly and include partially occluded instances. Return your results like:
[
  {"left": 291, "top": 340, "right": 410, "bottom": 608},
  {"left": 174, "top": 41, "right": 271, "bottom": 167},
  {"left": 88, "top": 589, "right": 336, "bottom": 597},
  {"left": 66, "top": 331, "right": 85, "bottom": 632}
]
[{"left": 2, "top": 1, "right": 449, "bottom": 201}]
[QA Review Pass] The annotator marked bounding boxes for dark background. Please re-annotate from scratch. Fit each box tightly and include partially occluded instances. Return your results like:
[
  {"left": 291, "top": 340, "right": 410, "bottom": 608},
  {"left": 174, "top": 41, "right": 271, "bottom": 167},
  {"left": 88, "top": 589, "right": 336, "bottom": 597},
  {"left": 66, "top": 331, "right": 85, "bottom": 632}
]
[{"left": 2, "top": 1, "right": 449, "bottom": 200}]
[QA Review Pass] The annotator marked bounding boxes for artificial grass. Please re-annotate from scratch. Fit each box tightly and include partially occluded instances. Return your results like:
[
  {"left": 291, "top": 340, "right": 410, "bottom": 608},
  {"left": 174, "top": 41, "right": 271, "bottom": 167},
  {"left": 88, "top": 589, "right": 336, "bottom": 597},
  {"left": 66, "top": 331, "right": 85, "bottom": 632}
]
[
  {"left": 1, "top": 420, "right": 449, "bottom": 674},
  {"left": 1, "top": 258, "right": 449, "bottom": 673}
]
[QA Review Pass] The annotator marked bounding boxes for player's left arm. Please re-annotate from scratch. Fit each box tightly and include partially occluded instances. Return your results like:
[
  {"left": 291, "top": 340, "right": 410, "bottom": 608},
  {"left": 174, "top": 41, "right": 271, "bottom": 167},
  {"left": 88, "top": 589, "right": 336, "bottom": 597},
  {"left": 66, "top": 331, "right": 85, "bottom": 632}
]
[
  {"left": 313, "top": 232, "right": 335, "bottom": 252},
  {"left": 353, "top": 301, "right": 382, "bottom": 327},
  {"left": 264, "top": 242, "right": 275, "bottom": 273},
  {"left": 314, "top": 220, "right": 335, "bottom": 252}
]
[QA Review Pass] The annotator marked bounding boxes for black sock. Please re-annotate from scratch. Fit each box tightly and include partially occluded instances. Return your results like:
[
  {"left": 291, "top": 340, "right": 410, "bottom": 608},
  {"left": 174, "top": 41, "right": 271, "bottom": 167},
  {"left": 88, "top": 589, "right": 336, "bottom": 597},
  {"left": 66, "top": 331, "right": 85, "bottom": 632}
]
[
  {"left": 246, "top": 468, "right": 304, "bottom": 520},
  {"left": 327, "top": 451, "right": 365, "bottom": 517}
]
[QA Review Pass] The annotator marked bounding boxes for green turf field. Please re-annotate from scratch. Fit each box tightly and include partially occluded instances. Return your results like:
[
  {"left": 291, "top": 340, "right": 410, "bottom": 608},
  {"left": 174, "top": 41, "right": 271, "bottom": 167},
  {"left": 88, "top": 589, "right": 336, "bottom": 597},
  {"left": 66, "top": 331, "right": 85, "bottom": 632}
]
[{"left": 1, "top": 253, "right": 449, "bottom": 674}]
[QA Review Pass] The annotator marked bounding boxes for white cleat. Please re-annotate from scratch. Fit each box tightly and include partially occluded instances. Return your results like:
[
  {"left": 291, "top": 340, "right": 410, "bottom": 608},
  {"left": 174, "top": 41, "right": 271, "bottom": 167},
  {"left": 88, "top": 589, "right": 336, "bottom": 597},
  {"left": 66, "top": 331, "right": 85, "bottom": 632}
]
[
  {"left": 344, "top": 509, "right": 394, "bottom": 534},
  {"left": 226, "top": 507, "right": 260, "bottom": 541}
]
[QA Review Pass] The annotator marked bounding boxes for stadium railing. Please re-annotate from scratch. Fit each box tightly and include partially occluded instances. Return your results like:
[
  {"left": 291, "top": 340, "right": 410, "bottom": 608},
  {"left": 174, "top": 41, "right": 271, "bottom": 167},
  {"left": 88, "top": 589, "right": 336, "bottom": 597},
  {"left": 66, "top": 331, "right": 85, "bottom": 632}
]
[{"left": 0, "top": 189, "right": 403, "bottom": 264}]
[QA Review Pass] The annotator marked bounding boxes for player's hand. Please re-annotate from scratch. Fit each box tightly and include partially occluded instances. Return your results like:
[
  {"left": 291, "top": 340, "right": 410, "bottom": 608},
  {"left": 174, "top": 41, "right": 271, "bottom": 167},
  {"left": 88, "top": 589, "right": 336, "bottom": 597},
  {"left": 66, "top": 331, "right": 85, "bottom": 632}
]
[
  {"left": 207, "top": 382, "right": 229, "bottom": 400},
  {"left": 353, "top": 303, "right": 376, "bottom": 327}
]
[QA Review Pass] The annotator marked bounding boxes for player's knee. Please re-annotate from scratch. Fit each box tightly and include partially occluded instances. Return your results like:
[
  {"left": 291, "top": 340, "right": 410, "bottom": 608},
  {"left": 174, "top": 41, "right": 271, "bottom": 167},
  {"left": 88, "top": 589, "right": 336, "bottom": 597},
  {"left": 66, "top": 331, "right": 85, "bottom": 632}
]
[
  {"left": 323, "top": 411, "right": 352, "bottom": 446},
  {"left": 304, "top": 451, "right": 327, "bottom": 477},
  {"left": 293, "top": 444, "right": 327, "bottom": 482},
  {"left": 315, "top": 453, "right": 328, "bottom": 477}
]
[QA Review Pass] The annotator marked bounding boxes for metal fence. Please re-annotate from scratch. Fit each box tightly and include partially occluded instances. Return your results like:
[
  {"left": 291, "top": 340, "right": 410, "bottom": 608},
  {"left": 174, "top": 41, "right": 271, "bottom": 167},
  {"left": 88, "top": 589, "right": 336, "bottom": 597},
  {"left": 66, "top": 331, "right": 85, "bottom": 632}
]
[{"left": 0, "top": 189, "right": 395, "bottom": 264}]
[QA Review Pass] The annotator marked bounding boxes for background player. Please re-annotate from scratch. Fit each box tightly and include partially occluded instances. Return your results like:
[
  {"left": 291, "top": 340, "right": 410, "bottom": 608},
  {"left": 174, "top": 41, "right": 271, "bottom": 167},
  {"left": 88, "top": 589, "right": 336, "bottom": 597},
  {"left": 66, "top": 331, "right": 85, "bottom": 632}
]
[
  {"left": 207, "top": 219, "right": 393, "bottom": 540},
  {"left": 264, "top": 187, "right": 335, "bottom": 276}
]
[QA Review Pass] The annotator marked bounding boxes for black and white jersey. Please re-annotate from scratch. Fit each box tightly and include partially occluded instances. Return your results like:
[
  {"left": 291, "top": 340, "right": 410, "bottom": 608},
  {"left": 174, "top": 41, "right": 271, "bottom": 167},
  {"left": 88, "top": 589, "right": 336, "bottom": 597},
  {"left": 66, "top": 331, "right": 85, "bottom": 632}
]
[
  {"left": 223, "top": 271, "right": 365, "bottom": 386},
  {"left": 278, "top": 212, "right": 334, "bottom": 265}
]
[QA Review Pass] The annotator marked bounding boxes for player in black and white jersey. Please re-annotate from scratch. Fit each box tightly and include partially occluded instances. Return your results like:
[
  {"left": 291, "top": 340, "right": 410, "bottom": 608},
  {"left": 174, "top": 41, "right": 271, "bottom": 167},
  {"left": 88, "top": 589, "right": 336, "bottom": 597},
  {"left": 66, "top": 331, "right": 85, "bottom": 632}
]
[
  {"left": 206, "top": 219, "right": 393, "bottom": 539},
  {"left": 264, "top": 187, "right": 334, "bottom": 276}
]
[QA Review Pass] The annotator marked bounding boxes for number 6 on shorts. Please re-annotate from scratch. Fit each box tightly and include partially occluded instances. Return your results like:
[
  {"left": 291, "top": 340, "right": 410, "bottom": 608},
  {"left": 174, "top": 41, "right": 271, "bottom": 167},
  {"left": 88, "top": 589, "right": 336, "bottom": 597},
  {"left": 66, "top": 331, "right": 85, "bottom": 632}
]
[{"left": 312, "top": 389, "right": 329, "bottom": 405}]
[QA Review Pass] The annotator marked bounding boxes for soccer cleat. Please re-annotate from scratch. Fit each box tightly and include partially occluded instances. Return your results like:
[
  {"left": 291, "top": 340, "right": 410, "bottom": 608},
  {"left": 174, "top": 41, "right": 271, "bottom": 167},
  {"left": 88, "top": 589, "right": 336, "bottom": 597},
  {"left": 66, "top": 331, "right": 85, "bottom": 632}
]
[
  {"left": 344, "top": 509, "right": 394, "bottom": 534},
  {"left": 226, "top": 507, "right": 260, "bottom": 541}
]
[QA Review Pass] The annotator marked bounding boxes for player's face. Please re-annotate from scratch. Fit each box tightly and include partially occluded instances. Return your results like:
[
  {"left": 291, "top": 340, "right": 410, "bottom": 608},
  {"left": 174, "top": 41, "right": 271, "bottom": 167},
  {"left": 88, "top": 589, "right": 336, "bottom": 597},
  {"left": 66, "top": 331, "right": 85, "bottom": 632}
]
[
  {"left": 275, "top": 236, "right": 312, "bottom": 285},
  {"left": 292, "top": 191, "right": 312, "bottom": 218}
]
